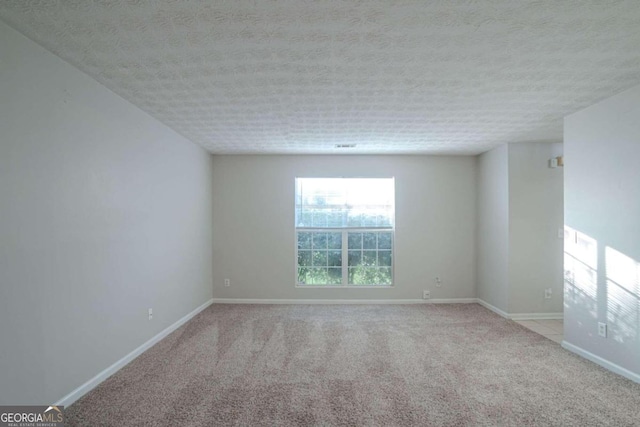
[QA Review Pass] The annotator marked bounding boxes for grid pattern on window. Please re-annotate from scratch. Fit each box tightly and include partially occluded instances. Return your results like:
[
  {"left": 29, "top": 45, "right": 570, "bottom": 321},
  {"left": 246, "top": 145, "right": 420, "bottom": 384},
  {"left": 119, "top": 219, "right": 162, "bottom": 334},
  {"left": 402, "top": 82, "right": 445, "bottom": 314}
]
[
  {"left": 297, "top": 232, "right": 342, "bottom": 285},
  {"left": 347, "top": 232, "right": 393, "bottom": 285},
  {"left": 295, "top": 177, "right": 394, "bottom": 287}
]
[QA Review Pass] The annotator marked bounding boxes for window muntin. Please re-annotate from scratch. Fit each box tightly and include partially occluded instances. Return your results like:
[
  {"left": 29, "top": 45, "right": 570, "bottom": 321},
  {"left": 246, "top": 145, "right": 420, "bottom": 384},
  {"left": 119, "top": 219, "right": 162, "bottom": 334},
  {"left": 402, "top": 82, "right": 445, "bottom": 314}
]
[
  {"left": 347, "top": 231, "right": 393, "bottom": 285},
  {"left": 295, "top": 178, "right": 394, "bottom": 287},
  {"left": 297, "top": 231, "right": 343, "bottom": 285}
]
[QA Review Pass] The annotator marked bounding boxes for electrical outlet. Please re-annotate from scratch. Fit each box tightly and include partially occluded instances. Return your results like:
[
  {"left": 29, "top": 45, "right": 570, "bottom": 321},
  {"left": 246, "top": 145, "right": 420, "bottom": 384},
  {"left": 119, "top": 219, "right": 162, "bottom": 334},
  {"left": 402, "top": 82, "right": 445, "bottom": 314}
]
[
  {"left": 544, "top": 288, "right": 552, "bottom": 299},
  {"left": 224, "top": 278, "right": 231, "bottom": 287},
  {"left": 435, "top": 277, "right": 442, "bottom": 287},
  {"left": 423, "top": 290, "right": 430, "bottom": 299},
  {"left": 598, "top": 322, "right": 607, "bottom": 338},
  {"left": 148, "top": 308, "right": 153, "bottom": 321}
]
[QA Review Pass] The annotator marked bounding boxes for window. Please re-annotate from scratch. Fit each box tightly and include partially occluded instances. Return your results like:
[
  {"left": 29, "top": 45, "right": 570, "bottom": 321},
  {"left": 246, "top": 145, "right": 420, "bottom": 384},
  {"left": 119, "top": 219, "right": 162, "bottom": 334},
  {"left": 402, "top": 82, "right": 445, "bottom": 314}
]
[{"left": 295, "top": 178, "right": 395, "bottom": 286}]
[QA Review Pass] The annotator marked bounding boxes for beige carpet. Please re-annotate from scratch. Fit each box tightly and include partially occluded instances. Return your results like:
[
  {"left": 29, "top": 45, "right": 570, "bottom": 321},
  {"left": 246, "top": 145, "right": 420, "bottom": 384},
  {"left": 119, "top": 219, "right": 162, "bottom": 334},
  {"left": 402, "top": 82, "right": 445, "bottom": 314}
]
[{"left": 66, "top": 304, "right": 640, "bottom": 426}]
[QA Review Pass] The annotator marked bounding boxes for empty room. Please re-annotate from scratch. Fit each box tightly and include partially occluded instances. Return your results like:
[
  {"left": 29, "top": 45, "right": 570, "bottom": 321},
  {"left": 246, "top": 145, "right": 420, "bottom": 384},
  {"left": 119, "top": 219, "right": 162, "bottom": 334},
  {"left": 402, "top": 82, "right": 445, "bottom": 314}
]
[{"left": 1, "top": 1, "right": 640, "bottom": 426}]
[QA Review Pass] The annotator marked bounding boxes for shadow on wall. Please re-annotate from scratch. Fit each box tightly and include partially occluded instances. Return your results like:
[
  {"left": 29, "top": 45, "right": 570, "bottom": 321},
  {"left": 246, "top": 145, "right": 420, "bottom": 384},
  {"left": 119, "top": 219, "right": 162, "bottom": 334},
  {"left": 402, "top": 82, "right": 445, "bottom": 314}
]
[
  {"left": 564, "top": 226, "right": 639, "bottom": 350},
  {"left": 564, "top": 226, "right": 598, "bottom": 325},
  {"left": 605, "top": 246, "right": 639, "bottom": 345}
]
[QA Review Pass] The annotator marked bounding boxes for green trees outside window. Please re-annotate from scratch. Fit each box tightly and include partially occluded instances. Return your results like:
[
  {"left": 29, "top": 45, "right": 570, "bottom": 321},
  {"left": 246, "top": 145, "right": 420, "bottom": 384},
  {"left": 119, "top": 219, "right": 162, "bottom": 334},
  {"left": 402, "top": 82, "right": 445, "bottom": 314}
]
[{"left": 295, "top": 178, "right": 394, "bottom": 287}]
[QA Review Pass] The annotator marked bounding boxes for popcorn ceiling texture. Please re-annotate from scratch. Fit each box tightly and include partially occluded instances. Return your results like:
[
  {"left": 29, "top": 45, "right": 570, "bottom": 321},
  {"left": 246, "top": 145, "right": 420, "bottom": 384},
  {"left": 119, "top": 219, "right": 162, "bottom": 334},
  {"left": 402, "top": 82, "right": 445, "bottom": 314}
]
[
  {"left": 2, "top": 1, "right": 640, "bottom": 154},
  {"left": 64, "top": 304, "right": 640, "bottom": 426}
]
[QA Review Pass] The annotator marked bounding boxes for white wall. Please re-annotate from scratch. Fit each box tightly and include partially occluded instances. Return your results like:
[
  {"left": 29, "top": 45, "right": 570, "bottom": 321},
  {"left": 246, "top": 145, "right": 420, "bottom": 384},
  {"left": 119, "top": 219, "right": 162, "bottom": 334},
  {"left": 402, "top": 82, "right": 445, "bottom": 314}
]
[
  {"left": 212, "top": 155, "right": 477, "bottom": 301},
  {"left": 508, "top": 142, "right": 564, "bottom": 314},
  {"left": 0, "top": 21, "right": 214, "bottom": 404},
  {"left": 476, "top": 143, "right": 564, "bottom": 317},
  {"left": 564, "top": 84, "right": 640, "bottom": 378},
  {"left": 476, "top": 145, "right": 509, "bottom": 313}
]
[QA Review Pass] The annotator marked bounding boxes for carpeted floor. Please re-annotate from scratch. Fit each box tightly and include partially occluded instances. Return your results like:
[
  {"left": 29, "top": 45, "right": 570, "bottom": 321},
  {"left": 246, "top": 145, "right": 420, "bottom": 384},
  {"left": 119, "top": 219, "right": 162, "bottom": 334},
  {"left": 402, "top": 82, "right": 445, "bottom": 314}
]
[{"left": 66, "top": 304, "right": 640, "bottom": 426}]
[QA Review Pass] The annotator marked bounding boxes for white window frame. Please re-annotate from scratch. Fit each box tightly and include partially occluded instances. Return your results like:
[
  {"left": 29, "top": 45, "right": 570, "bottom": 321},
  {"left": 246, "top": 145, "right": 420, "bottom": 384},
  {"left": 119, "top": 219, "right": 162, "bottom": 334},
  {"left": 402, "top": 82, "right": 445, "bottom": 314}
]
[{"left": 294, "top": 178, "right": 395, "bottom": 288}]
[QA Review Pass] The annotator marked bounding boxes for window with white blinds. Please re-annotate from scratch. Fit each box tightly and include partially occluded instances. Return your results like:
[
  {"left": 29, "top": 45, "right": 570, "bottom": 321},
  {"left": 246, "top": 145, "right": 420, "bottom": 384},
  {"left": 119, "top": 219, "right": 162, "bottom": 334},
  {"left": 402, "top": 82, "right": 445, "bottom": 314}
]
[
  {"left": 295, "top": 178, "right": 394, "bottom": 229},
  {"left": 295, "top": 178, "right": 395, "bottom": 287}
]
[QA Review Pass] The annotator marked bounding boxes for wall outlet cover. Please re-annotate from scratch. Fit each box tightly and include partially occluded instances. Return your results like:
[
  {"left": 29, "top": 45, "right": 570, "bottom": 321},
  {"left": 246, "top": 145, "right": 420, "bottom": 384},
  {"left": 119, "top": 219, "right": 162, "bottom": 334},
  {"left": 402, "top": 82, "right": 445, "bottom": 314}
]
[{"left": 598, "top": 322, "right": 607, "bottom": 338}]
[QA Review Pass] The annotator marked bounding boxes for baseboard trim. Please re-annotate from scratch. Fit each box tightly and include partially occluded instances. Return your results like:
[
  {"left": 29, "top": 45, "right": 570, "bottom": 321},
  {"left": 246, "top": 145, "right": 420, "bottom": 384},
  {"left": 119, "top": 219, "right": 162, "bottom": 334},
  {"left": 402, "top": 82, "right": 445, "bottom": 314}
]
[
  {"left": 476, "top": 299, "right": 563, "bottom": 320},
  {"left": 429, "top": 298, "right": 477, "bottom": 304},
  {"left": 211, "top": 298, "right": 477, "bottom": 305},
  {"left": 476, "top": 299, "right": 509, "bottom": 318},
  {"left": 56, "top": 298, "right": 214, "bottom": 407},
  {"left": 562, "top": 341, "right": 640, "bottom": 384},
  {"left": 510, "top": 312, "right": 564, "bottom": 320}
]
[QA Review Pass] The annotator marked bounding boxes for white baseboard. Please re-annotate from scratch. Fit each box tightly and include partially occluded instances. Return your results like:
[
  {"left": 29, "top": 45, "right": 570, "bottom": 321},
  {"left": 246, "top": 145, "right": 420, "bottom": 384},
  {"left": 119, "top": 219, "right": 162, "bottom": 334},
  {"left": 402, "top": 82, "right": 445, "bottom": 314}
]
[
  {"left": 476, "top": 299, "right": 509, "bottom": 318},
  {"left": 562, "top": 341, "right": 640, "bottom": 384},
  {"left": 476, "top": 299, "right": 563, "bottom": 320},
  {"left": 52, "top": 296, "right": 572, "bottom": 407},
  {"left": 510, "top": 312, "right": 564, "bottom": 320},
  {"left": 211, "top": 298, "right": 477, "bottom": 305},
  {"left": 429, "top": 298, "right": 477, "bottom": 304},
  {"left": 56, "top": 298, "right": 214, "bottom": 407}
]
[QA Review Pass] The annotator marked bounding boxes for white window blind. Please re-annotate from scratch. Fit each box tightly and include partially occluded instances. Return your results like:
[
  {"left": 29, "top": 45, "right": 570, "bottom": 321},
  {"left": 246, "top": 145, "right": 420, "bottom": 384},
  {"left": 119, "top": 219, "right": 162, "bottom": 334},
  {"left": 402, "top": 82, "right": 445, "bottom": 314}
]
[{"left": 295, "top": 178, "right": 395, "bottom": 228}]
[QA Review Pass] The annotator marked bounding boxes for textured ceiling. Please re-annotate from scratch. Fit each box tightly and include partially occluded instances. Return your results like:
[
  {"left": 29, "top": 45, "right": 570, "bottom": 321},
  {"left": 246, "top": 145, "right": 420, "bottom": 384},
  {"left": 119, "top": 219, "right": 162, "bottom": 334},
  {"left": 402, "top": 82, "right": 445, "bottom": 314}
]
[{"left": 2, "top": 1, "right": 640, "bottom": 155}]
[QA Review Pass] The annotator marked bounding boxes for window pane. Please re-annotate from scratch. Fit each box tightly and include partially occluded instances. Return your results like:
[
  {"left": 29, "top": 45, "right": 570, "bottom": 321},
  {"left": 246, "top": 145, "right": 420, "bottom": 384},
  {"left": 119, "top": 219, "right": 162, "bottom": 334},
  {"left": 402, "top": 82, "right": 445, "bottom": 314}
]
[
  {"left": 378, "top": 268, "right": 392, "bottom": 285},
  {"left": 298, "top": 232, "right": 311, "bottom": 250},
  {"left": 378, "top": 232, "right": 392, "bottom": 249},
  {"left": 298, "top": 267, "right": 309, "bottom": 284},
  {"left": 377, "top": 214, "right": 389, "bottom": 227},
  {"left": 378, "top": 250, "right": 392, "bottom": 267},
  {"left": 309, "top": 268, "right": 328, "bottom": 284},
  {"left": 363, "top": 214, "right": 378, "bottom": 227},
  {"left": 299, "top": 212, "right": 313, "bottom": 227},
  {"left": 328, "top": 251, "right": 342, "bottom": 267},
  {"left": 364, "top": 268, "right": 380, "bottom": 285},
  {"left": 363, "top": 233, "right": 377, "bottom": 249},
  {"left": 327, "top": 232, "right": 342, "bottom": 249},
  {"left": 327, "top": 211, "right": 343, "bottom": 227},
  {"left": 363, "top": 251, "right": 377, "bottom": 266},
  {"left": 312, "top": 233, "right": 327, "bottom": 249},
  {"left": 312, "top": 210, "right": 328, "bottom": 227},
  {"left": 298, "top": 250, "right": 312, "bottom": 266},
  {"left": 348, "top": 267, "right": 362, "bottom": 285},
  {"left": 328, "top": 268, "right": 342, "bottom": 284},
  {"left": 348, "top": 250, "right": 361, "bottom": 266},
  {"left": 347, "top": 213, "right": 364, "bottom": 227},
  {"left": 348, "top": 233, "right": 362, "bottom": 249},
  {"left": 312, "top": 250, "right": 328, "bottom": 266}
]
